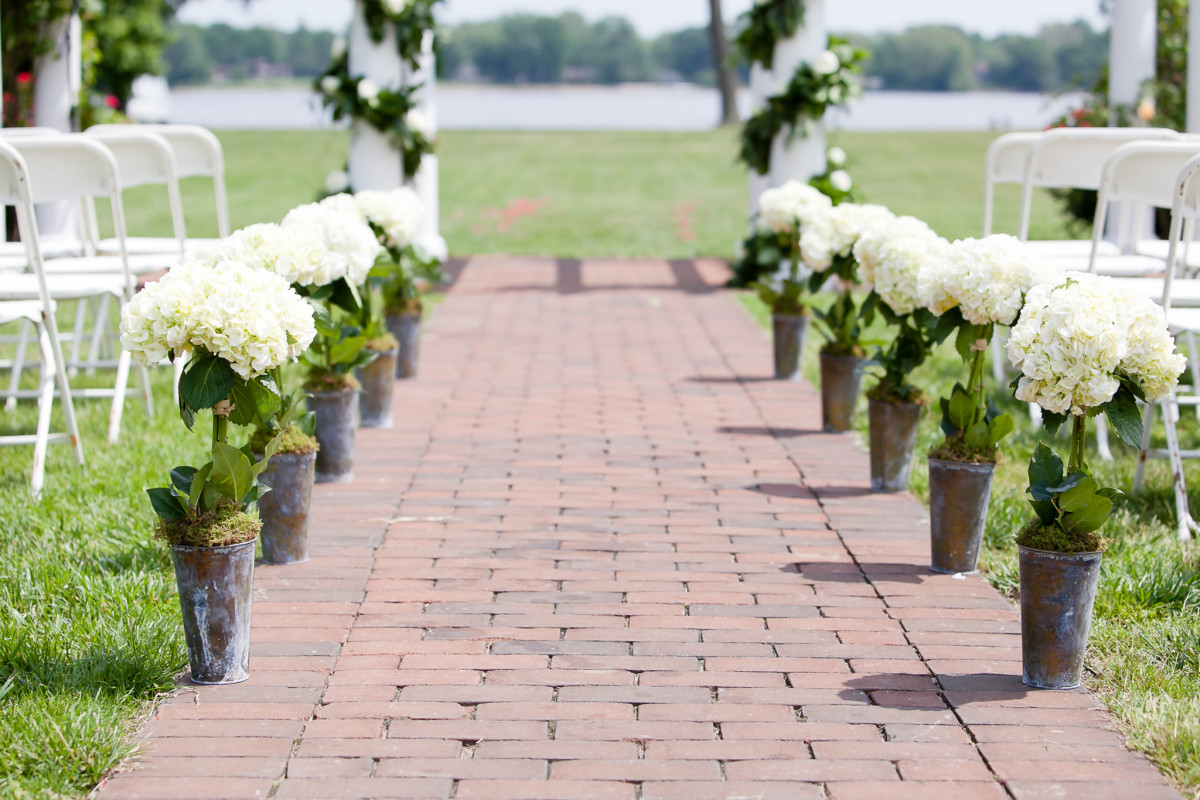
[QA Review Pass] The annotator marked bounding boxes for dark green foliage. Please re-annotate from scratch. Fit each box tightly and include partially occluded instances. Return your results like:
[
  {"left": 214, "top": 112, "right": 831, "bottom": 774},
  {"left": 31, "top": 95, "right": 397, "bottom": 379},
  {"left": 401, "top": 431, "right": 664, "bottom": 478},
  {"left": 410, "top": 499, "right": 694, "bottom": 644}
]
[
  {"left": 1020, "top": 442, "right": 1118, "bottom": 551},
  {"left": 733, "top": 0, "right": 805, "bottom": 70}
]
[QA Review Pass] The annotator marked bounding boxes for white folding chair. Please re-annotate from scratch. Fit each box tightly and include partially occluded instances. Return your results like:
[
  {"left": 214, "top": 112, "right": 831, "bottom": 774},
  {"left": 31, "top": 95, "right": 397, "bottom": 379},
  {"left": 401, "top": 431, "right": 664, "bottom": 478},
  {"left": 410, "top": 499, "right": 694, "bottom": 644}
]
[
  {"left": 0, "top": 134, "right": 152, "bottom": 443},
  {"left": 145, "top": 124, "right": 230, "bottom": 239},
  {"left": 0, "top": 140, "right": 85, "bottom": 496},
  {"left": 983, "top": 131, "right": 1042, "bottom": 238},
  {"left": 1131, "top": 152, "right": 1200, "bottom": 540},
  {"left": 0, "top": 127, "right": 86, "bottom": 264}
]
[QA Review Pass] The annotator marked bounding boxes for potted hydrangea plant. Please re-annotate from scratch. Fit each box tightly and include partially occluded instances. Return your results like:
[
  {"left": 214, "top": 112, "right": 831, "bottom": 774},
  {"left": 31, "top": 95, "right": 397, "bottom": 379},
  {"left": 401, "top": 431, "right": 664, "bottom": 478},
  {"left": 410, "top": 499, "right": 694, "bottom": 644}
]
[
  {"left": 854, "top": 216, "right": 951, "bottom": 491},
  {"left": 354, "top": 187, "right": 438, "bottom": 388},
  {"left": 918, "top": 234, "right": 1059, "bottom": 573},
  {"left": 282, "top": 195, "right": 382, "bottom": 483},
  {"left": 799, "top": 202, "right": 894, "bottom": 432},
  {"left": 753, "top": 180, "right": 832, "bottom": 380},
  {"left": 191, "top": 222, "right": 331, "bottom": 563},
  {"left": 119, "top": 260, "right": 316, "bottom": 684},
  {"left": 1007, "top": 273, "right": 1184, "bottom": 688}
]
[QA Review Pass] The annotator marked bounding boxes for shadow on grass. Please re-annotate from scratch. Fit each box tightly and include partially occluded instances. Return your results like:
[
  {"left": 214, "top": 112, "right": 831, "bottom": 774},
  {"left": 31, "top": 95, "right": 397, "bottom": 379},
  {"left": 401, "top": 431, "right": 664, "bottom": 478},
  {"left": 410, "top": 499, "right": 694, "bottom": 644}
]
[{"left": 719, "top": 425, "right": 821, "bottom": 437}]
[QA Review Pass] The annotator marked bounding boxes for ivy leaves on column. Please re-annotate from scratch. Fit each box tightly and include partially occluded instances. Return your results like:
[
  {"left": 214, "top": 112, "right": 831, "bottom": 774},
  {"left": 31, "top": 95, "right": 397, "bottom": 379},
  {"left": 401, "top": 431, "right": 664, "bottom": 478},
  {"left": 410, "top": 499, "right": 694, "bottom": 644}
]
[
  {"left": 738, "top": 37, "right": 868, "bottom": 176},
  {"left": 735, "top": 0, "right": 806, "bottom": 70},
  {"left": 315, "top": 0, "right": 442, "bottom": 177}
]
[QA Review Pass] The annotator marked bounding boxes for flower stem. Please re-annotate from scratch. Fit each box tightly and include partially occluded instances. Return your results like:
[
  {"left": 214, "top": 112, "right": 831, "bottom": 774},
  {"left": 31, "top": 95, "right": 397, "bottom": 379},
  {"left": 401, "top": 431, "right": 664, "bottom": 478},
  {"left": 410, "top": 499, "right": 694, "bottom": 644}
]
[
  {"left": 213, "top": 411, "right": 228, "bottom": 449},
  {"left": 1069, "top": 414, "right": 1087, "bottom": 474}
]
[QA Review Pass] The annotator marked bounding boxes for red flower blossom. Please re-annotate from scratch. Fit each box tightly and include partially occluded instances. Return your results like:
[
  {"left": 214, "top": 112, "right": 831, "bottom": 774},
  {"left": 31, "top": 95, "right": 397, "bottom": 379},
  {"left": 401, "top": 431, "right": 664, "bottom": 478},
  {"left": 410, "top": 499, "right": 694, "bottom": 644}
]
[
  {"left": 105, "top": 94, "right": 118, "bottom": 109},
  {"left": 16, "top": 72, "right": 31, "bottom": 85}
]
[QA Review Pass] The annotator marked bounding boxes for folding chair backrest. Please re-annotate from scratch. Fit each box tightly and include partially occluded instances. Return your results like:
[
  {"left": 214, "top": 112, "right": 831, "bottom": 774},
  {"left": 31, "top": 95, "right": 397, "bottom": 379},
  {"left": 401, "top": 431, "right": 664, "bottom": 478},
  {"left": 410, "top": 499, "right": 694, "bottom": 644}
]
[
  {"left": 1163, "top": 153, "right": 1200, "bottom": 309},
  {"left": 0, "top": 141, "right": 57, "bottom": 311},
  {"left": 1020, "top": 127, "right": 1179, "bottom": 240},
  {"left": 147, "top": 124, "right": 230, "bottom": 237},
  {"left": 983, "top": 131, "right": 1041, "bottom": 236},
  {"left": 0, "top": 127, "right": 64, "bottom": 139},
  {"left": 5, "top": 135, "right": 134, "bottom": 297},
  {"left": 1088, "top": 140, "right": 1200, "bottom": 277},
  {"left": 84, "top": 127, "right": 187, "bottom": 254}
]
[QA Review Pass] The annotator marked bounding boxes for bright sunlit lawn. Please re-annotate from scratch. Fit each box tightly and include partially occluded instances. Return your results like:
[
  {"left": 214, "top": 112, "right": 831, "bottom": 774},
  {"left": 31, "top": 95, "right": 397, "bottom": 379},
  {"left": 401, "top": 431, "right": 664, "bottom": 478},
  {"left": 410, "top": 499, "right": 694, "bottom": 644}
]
[
  {"left": 742, "top": 291, "right": 1200, "bottom": 799},
  {"left": 0, "top": 127, "right": 1134, "bottom": 797}
]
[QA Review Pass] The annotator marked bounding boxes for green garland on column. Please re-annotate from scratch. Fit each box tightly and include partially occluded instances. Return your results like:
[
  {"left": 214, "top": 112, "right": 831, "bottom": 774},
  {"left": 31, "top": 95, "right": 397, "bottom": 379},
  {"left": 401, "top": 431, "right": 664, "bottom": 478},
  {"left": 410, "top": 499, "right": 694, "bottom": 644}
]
[
  {"left": 361, "top": 0, "right": 442, "bottom": 70},
  {"left": 738, "top": 36, "right": 868, "bottom": 176},
  {"left": 735, "top": 0, "right": 807, "bottom": 70}
]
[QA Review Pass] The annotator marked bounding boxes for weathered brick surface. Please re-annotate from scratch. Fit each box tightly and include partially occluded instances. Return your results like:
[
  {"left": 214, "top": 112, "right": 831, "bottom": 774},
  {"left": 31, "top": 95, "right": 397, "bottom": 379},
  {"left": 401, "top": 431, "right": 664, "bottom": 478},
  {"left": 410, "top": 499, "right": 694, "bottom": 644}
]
[{"left": 96, "top": 258, "right": 1180, "bottom": 799}]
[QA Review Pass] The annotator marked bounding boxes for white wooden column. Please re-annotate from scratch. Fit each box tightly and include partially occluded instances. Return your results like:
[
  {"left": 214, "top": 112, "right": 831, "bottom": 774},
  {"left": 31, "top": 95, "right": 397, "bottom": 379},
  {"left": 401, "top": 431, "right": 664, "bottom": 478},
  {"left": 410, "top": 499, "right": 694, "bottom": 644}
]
[
  {"left": 748, "top": 62, "right": 773, "bottom": 218},
  {"left": 408, "top": 30, "right": 447, "bottom": 260},
  {"left": 1109, "top": 0, "right": 1156, "bottom": 110},
  {"left": 768, "top": 0, "right": 825, "bottom": 189},
  {"left": 33, "top": 13, "right": 81, "bottom": 237},
  {"left": 1189, "top": 0, "right": 1200, "bottom": 131},
  {"left": 348, "top": 0, "right": 404, "bottom": 191}
]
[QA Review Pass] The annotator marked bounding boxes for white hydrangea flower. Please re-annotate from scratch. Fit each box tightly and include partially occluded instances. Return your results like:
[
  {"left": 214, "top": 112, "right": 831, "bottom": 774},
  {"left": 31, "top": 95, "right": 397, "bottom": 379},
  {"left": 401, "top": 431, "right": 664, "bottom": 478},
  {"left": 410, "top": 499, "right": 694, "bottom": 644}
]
[
  {"left": 920, "top": 234, "right": 1061, "bottom": 326},
  {"left": 829, "top": 169, "right": 853, "bottom": 193},
  {"left": 827, "top": 147, "right": 847, "bottom": 166},
  {"left": 405, "top": 108, "right": 436, "bottom": 141},
  {"left": 283, "top": 197, "right": 382, "bottom": 286},
  {"left": 800, "top": 203, "right": 894, "bottom": 272},
  {"left": 189, "top": 223, "right": 336, "bottom": 288},
  {"left": 382, "top": 0, "right": 410, "bottom": 13},
  {"left": 758, "top": 180, "right": 833, "bottom": 236},
  {"left": 319, "top": 76, "right": 339, "bottom": 96},
  {"left": 355, "top": 187, "right": 425, "bottom": 250},
  {"left": 324, "top": 169, "right": 349, "bottom": 195},
  {"left": 120, "top": 260, "right": 316, "bottom": 379},
  {"left": 1008, "top": 273, "right": 1185, "bottom": 415},
  {"left": 812, "top": 50, "right": 841, "bottom": 76},
  {"left": 854, "top": 216, "right": 948, "bottom": 316}
]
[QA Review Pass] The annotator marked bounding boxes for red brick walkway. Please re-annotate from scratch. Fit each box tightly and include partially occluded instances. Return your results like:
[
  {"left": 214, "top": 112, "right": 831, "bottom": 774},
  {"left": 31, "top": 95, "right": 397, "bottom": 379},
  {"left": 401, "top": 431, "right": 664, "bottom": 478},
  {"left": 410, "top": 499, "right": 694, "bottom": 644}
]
[{"left": 99, "top": 258, "right": 1179, "bottom": 800}]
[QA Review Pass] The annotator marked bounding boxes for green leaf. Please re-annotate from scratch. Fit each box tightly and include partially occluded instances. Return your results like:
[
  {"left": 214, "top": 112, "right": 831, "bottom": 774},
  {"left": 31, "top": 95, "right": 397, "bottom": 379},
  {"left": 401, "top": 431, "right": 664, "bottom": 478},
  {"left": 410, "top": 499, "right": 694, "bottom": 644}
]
[
  {"left": 965, "top": 420, "right": 990, "bottom": 451},
  {"left": 1063, "top": 495, "right": 1114, "bottom": 535},
  {"left": 1031, "top": 499, "right": 1058, "bottom": 526},
  {"left": 987, "top": 413, "right": 1015, "bottom": 447},
  {"left": 170, "top": 466, "right": 197, "bottom": 495},
  {"left": 147, "top": 487, "right": 187, "bottom": 522},
  {"left": 229, "top": 375, "right": 282, "bottom": 428},
  {"left": 189, "top": 461, "right": 213, "bottom": 510},
  {"left": 250, "top": 428, "right": 286, "bottom": 481},
  {"left": 328, "top": 277, "right": 363, "bottom": 313},
  {"left": 954, "top": 324, "right": 976, "bottom": 363},
  {"left": 210, "top": 442, "right": 254, "bottom": 505},
  {"left": 180, "top": 353, "right": 235, "bottom": 412},
  {"left": 295, "top": 410, "right": 317, "bottom": 437},
  {"left": 1028, "top": 443, "right": 1064, "bottom": 498},
  {"left": 329, "top": 335, "right": 367, "bottom": 366},
  {"left": 1058, "top": 476, "right": 1099, "bottom": 513},
  {"left": 1041, "top": 410, "right": 1070, "bottom": 437},
  {"left": 1103, "top": 385, "right": 1145, "bottom": 448},
  {"left": 948, "top": 385, "right": 975, "bottom": 432}
]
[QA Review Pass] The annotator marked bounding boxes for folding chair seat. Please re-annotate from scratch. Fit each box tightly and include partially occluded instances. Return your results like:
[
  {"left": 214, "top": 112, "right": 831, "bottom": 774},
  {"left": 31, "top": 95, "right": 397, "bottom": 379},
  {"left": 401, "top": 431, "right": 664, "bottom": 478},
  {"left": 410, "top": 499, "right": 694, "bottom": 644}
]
[{"left": 0, "top": 140, "right": 85, "bottom": 496}]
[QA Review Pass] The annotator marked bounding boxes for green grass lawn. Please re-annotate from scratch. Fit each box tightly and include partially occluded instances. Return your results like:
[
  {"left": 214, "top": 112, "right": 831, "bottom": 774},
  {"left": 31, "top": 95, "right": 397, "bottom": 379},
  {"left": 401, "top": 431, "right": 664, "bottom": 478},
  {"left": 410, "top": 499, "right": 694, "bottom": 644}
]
[
  {"left": 741, "top": 291, "right": 1200, "bottom": 799},
  {"left": 114, "top": 129, "right": 1078, "bottom": 257}
]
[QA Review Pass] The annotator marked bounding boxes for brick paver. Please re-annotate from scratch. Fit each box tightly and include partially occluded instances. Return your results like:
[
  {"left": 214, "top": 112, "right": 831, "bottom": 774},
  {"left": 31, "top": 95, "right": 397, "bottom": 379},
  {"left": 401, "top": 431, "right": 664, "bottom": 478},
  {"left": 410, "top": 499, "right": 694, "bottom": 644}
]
[{"left": 97, "top": 257, "right": 1179, "bottom": 800}]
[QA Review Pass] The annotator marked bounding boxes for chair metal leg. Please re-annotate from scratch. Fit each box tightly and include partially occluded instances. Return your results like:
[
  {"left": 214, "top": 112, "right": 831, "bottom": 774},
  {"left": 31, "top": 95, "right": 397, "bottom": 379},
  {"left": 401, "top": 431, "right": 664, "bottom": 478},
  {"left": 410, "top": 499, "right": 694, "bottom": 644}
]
[
  {"left": 108, "top": 348, "right": 131, "bottom": 444},
  {"left": 70, "top": 298, "right": 88, "bottom": 375},
  {"left": 30, "top": 321, "right": 57, "bottom": 499},
  {"left": 1095, "top": 419, "right": 1113, "bottom": 461},
  {"left": 1134, "top": 401, "right": 1156, "bottom": 492},
  {"left": 1161, "top": 399, "right": 1199, "bottom": 540},
  {"left": 5, "top": 318, "right": 31, "bottom": 412},
  {"left": 139, "top": 363, "right": 154, "bottom": 417},
  {"left": 1189, "top": 330, "right": 1200, "bottom": 420},
  {"left": 86, "top": 294, "right": 112, "bottom": 376},
  {"left": 43, "top": 310, "right": 84, "bottom": 466}
]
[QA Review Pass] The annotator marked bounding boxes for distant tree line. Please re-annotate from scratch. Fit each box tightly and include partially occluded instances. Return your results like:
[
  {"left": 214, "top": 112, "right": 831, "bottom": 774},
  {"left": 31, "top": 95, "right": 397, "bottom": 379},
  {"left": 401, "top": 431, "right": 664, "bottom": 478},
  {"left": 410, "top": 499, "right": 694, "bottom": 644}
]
[{"left": 163, "top": 15, "right": 1108, "bottom": 93}]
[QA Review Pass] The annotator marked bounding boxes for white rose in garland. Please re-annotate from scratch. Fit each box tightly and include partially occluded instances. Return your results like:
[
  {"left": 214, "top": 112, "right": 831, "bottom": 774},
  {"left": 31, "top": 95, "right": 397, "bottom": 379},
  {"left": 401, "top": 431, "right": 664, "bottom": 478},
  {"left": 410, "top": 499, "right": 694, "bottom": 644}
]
[
  {"left": 811, "top": 50, "right": 841, "bottom": 76},
  {"left": 405, "top": 108, "right": 436, "bottom": 142},
  {"left": 284, "top": 198, "right": 382, "bottom": 287},
  {"left": 1009, "top": 273, "right": 1186, "bottom": 554}
]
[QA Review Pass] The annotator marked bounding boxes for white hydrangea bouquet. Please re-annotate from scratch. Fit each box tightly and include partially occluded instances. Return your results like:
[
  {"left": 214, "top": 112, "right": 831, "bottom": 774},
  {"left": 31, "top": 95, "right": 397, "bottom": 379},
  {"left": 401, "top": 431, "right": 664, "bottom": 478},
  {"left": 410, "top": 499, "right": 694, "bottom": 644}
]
[
  {"left": 920, "top": 234, "right": 1060, "bottom": 461},
  {"left": 854, "top": 216, "right": 951, "bottom": 403},
  {"left": 355, "top": 188, "right": 444, "bottom": 318},
  {"left": 119, "top": 261, "right": 316, "bottom": 545},
  {"left": 752, "top": 181, "right": 833, "bottom": 316},
  {"left": 281, "top": 195, "right": 384, "bottom": 392},
  {"left": 800, "top": 202, "right": 894, "bottom": 357},
  {"left": 1008, "top": 274, "right": 1185, "bottom": 551}
]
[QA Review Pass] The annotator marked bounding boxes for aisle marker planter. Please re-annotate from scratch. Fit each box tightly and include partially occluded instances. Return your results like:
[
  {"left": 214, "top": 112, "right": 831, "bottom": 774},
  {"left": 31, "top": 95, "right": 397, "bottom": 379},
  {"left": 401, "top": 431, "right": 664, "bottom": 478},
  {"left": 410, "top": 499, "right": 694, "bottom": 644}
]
[
  {"left": 257, "top": 450, "right": 317, "bottom": 564},
  {"left": 388, "top": 311, "right": 422, "bottom": 378},
  {"left": 772, "top": 312, "right": 808, "bottom": 381},
  {"left": 927, "top": 458, "right": 995, "bottom": 573},
  {"left": 310, "top": 388, "right": 359, "bottom": 483},
  {"left": 171, "top": 541, "right": 256, "bottom": 684},
  {"left": 1019, "top": 546, "right": 1102, "bottom": 689},
  {"left": 867, "top": 399, "right": 921, "bottom": 492},
  {"left": 819, "top": 353, "right": 863, "bottom": 432},
  {"left": 357, "top": 346, "right": 398, "bottom": 426}
]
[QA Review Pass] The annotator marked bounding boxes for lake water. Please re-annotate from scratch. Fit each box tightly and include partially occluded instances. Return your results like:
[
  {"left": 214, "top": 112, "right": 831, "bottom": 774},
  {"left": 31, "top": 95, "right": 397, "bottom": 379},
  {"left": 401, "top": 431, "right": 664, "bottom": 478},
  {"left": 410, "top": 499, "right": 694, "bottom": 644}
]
[{"left": 168, "top": 84, "right": 1086, "bottom": 133}]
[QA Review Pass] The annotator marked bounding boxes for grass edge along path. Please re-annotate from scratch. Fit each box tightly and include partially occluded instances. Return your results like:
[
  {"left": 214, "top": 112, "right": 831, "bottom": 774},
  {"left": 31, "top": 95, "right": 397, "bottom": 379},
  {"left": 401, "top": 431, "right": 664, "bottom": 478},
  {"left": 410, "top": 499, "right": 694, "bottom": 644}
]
[{"left": 740, "top": 290, "right": 1200, "bottom": 799}]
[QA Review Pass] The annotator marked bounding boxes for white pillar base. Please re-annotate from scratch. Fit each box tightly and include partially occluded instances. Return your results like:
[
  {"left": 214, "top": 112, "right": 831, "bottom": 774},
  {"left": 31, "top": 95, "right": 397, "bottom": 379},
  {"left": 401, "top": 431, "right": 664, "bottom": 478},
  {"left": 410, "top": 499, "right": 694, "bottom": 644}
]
[
  {"left": 33, "top": 14, "right": 82, "bottom": 238},
  {"left": 767, "top": 0, "right": 827, "bottom": 189}
]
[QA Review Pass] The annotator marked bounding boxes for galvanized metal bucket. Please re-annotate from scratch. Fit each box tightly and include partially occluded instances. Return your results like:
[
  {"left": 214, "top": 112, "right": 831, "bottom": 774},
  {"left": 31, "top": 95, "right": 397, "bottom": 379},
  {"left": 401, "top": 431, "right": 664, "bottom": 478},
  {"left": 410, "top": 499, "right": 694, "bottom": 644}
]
[
  {"left": 309, "top": 388, "right": 357, "bottom": 484},
  {"left": 868, "top": 400, "right": 922, "bottom": 493},
  {"left": 819, "top": 353, "right": 864, "bottom": 433},
  {"left": 772, "top": 313, "right": 809, "bottom": 381},
  {"left": 1020, "top": 545, "right": 1103, "bottom": 690},
  {"left": 257, "top": 450, "right": 316, "bottom": 564},
  {"left": 171, "top": 540, "right": 255, "bottom": 685},
  {"left": 356, "top": 348, "right": 398, "bottom": 429},
  {"left": 386, "top": 311, "right": 422, "bottom": 379},
  {"left": 928, "top": 457, "right": 996, "bottom": 574}
]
